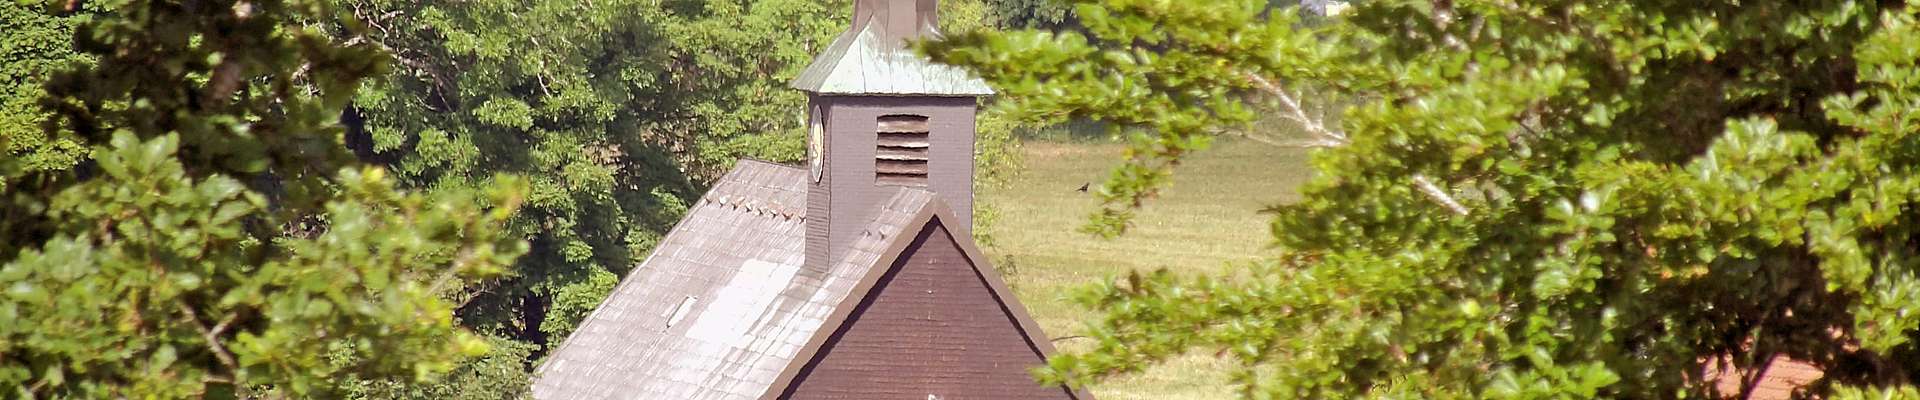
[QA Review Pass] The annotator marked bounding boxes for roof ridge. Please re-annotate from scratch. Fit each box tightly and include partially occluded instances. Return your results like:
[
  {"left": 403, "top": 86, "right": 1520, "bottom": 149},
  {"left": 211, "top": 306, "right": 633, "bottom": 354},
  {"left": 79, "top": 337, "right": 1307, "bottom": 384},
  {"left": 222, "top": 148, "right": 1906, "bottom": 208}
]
[
  {"left": 703, "top": 158, "right": 807, "bottom": 221},
  {"left": 731, "top": 158, "right": 803, "bottom": 170},
  {"left": 759, "top": 194, "right": 1093, "bottom": 399},
  {"left": 702, "top": 194, "right": 804, "bottom": 221}
]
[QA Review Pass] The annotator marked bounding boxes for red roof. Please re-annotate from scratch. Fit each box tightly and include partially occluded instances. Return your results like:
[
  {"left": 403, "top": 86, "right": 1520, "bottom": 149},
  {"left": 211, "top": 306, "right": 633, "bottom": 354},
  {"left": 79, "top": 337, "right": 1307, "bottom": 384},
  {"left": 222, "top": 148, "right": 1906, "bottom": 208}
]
[{"left": 1704, "top": 355, "right": 1823, "bottom": 399}]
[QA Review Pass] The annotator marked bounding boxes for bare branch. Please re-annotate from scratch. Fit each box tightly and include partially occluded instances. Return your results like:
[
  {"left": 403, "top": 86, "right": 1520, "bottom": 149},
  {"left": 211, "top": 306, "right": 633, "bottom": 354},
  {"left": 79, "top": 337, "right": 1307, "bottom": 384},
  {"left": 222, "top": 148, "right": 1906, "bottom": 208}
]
[
  {"left": 1051, "top": 335, "right": 1092, "bottom": 343},
  {"left": 177, "top": 300, "right": 248, "bottom": 397},
  {"left": 351, "top": 37, "right": 454, "bottom": 112},
  {"left": 1229, "top": 129, "right": 1346, "bottom": 148},
  {"left": 1414, "top": 174, "right": 1471, "bottom": 216},
  {"left": 532, "top": 38, "right": 555, "bottom": 97},
  {"left": 428, "top": 247, "right": 477, "bottom": 295},
  {"left": 1244, "top": 72, "right": 1348, "bottom": 146},
  {"left": 1244, "top": 71, "right": 1474, "bottom": 216},
  {"left": 1430, "top": 0, "right": 1467, "bottom": 52}
]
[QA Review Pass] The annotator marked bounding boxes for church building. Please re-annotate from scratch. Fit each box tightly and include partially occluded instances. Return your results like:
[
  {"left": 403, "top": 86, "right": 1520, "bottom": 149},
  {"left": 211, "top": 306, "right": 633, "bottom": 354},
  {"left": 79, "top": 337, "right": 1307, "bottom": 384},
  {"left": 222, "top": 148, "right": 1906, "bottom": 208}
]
[{"left": 529, "top": 0, "right": 1088, "bottom": 398}]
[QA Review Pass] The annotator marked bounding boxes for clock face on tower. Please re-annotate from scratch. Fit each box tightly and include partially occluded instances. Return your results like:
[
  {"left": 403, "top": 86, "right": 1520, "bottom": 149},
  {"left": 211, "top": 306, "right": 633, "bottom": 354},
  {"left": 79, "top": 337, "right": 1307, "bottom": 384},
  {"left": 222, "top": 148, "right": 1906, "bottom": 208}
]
[{"left": 809, "top": 106, "right": 824, "bottom": 183}]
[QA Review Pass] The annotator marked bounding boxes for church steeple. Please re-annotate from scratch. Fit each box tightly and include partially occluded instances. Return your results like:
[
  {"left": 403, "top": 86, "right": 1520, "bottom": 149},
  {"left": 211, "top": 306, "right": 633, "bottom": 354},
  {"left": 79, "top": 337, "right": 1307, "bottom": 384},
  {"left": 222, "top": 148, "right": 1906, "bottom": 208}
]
[
  {"left": 851, "top": 0, "right": 940, "bottom": 41},
  {"left": 793, "top": 0, "right": 991, "bottom": 272}
]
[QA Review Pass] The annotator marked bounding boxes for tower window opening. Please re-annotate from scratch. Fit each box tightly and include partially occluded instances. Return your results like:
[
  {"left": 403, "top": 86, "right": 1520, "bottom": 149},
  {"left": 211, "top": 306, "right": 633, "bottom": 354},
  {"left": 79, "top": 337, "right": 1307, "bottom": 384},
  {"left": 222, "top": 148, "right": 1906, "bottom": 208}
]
[{"left": 876, "top": 115, "right": 930, "bottom": 187}]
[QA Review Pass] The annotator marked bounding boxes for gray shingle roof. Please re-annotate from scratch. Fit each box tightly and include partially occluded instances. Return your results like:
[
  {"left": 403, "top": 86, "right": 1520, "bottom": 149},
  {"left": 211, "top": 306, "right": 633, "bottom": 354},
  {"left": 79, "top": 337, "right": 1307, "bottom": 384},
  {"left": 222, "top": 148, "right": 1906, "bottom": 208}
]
[{"left": 530, "top": 160, "right": 937, "bottom": 400}]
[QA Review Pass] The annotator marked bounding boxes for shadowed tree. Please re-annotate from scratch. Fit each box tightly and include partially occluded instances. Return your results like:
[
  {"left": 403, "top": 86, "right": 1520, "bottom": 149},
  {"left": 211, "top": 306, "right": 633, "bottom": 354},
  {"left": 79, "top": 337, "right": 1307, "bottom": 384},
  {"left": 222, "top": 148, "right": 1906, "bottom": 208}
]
[
  {"left": 317, "top": 3, "right": 1021, "bottom": 397},
  {"left": 0, "top": 0, "right": 528, "bottom": 396},
  {"left": 930, "top": 0, "right": 1920, "bottom": 398},
  {"left": 316, "top": 0, "right": 849, "bottom": 375}
]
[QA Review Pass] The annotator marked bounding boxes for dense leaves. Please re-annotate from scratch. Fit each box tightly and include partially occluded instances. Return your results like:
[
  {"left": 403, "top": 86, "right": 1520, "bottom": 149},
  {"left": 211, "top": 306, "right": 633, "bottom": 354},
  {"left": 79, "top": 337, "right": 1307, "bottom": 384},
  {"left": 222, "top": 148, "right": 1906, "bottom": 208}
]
[
  {"left": 0, "top": 0, "right": 1061, "bottom": 396},
  {"left": 983, "top": 0, "right": 1071, "bottom": 28},
  {"left": 0, "top": 0, "right": 527, "bottom": 396},
  {"left": 319, "top": 1, "right": 1023, "bottom": 395},
  {"left": 932, "top": 0, "right": 1920, "bottom": 398},
  {"left": 0, "top": 1, "right": 90, "bottom": 180},
  {"left": 323, "top": 0, "right": 851, "bottom": 356},
  {"left": 302, "top": 4, "right": 873, "bottom": 396}
]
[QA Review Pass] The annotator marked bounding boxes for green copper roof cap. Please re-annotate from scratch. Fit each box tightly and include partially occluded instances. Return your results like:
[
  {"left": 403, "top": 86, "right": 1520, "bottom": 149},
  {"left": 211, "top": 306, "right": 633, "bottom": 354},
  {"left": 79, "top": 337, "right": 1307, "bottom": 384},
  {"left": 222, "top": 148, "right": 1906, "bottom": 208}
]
[{"left": 790, "top": 1, "right": 993, "bottom": 97}]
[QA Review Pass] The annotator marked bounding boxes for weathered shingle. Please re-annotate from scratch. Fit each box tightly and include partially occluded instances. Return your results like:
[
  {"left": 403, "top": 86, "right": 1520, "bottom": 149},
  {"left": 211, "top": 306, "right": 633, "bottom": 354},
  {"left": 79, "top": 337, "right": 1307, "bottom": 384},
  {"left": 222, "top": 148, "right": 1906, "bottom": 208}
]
[{"left": 530, "top": 161, "right": 939, "bottom": 400}]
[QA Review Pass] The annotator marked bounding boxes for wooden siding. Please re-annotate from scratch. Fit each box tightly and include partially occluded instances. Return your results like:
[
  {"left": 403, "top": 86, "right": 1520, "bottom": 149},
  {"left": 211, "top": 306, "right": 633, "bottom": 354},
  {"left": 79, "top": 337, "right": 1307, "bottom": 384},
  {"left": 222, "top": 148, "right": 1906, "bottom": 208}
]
[
  {"left": 812, "top": 96, "right": 977, "bottom": 267},
  {"left": 780, "top": 220, "right": 1078, "bottom": 400},
  {"left": 806, "top": 95, "right": 833, "bottom": 275}
]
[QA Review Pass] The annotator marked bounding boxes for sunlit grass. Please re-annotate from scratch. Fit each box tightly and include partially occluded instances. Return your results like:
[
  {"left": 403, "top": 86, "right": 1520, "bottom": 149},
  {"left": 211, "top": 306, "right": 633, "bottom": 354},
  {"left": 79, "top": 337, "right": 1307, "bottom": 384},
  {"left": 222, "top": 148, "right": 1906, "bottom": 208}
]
[{"left": 982, "top": 139, "right": 1314, "bottom": 400}]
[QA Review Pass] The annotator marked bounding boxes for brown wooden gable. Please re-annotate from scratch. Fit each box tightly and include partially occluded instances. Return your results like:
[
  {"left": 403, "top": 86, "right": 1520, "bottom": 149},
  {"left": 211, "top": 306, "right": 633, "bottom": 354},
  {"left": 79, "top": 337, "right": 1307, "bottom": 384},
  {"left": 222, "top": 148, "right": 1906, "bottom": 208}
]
[
  {"left": 530, "top": 166, "right": 1079, "bottom": 399},
  {"left": 764, "top": 201, "right": 1089, "bottom": 400}
]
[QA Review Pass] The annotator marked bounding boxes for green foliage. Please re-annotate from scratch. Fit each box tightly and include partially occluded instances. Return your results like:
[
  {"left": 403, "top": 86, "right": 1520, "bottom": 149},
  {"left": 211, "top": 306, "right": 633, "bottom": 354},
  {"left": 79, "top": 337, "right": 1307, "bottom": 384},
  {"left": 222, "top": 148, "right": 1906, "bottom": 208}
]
[
  {"left": 324, "top": 2, "right": 1025, "bottom": 396},
  {"left": 0, "top": 0, "right": 527, "bottom": 396},
  {"left": 339, "top": 337, "right": 539, "bottom": 399},
  {"left": 326, "top": 0, "right": 846, "bottom": 354},
  {"left": 932, "top": 0, "right": 1920, "bottom": 397},
  {"left": 0, "top": 0, "right": 1043, "bottom": 396},
  {"left": 1836, "top": 385, "right": 1920, "bottom": 400},
  {"left": 970, "top": 112, "right": 1023, "bottom": 248},
  {"left": 0, "top": 1, "right": 91, "bottom": 179},
  {"left": 982, "top": 0, "right": 1071, "bottom": 28}
]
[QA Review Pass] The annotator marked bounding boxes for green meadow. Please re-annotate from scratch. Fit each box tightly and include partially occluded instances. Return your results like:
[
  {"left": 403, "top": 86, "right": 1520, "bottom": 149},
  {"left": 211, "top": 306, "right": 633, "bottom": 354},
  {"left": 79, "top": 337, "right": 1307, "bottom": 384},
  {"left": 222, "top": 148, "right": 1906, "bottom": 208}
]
[{"left": 983, "top": 139, "right": 1314, "bottom": 399}]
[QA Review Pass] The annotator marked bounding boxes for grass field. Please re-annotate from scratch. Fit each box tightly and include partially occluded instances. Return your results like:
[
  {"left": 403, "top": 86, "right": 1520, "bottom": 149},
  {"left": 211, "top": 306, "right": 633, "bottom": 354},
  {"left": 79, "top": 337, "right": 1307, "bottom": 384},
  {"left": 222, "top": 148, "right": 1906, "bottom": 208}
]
[{"left": 980, "top": 139, "right": 1314, "bottom": 400}]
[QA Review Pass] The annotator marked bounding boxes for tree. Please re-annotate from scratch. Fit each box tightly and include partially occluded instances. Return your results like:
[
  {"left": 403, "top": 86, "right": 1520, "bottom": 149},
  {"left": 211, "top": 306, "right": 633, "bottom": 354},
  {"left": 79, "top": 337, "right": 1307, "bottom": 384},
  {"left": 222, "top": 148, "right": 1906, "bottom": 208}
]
[
  {"left": 982, "top": 0, "right": 1071, "bottom": 28},
  {"left": 929, "top": 0, "right": 1920, "bottom": 397},
  {"left": 319, "top": 0, "right": 850, "bottom": 361},
  {"left": 321, "top": 2, "right": 1019, "bottom": 396},
  {"left": 0, "top": 0, "right": 1026, "bottom": 396},
  {"left": 0, "top": 0, "right": 526, "bottom": 396},
  {"left": 0, "top": 1, "right": 90, "bottom": 179}
]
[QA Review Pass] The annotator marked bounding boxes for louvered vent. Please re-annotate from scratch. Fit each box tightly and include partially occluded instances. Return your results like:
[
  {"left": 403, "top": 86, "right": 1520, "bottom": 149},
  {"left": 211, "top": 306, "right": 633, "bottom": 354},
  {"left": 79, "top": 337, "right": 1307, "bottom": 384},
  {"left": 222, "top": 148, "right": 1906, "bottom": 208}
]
[{"left": 876, "top": 114, "right": 930, "bottom": 187}]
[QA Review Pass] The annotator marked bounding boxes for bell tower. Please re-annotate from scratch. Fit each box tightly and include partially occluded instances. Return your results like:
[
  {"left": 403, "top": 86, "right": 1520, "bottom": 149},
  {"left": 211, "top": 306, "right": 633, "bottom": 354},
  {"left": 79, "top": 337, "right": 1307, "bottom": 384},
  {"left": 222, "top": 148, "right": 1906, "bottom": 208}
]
[{"left": 793, "top": 0, "right": 992, "bottom": 272}]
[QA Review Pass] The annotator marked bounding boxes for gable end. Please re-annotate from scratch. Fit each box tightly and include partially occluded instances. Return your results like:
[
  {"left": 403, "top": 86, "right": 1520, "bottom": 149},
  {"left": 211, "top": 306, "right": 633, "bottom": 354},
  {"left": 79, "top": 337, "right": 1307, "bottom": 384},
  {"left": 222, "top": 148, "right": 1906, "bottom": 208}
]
[
  {"left": 761, "top": 201, "right": 1087, "bottom": 399},
  {"left": 777, "top": 218, "right": 1078, "bottom": 399}
]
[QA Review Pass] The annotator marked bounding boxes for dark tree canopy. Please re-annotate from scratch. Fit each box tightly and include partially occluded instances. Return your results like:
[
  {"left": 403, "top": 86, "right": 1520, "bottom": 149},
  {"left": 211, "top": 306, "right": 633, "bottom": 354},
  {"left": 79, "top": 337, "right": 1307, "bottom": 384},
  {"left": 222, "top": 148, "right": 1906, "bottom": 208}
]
[
  {"left": 0, "top": 0, "right": 528, "bottom": 396},
  {"left": 0, "top": 1, "right": 88, "bottom": 178},
  {"left": 930, "top": 0, "right": 1920, "bottom": 398},
  {"left": 0, "top": 0, "right": 1083, "bottom": 396}
]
